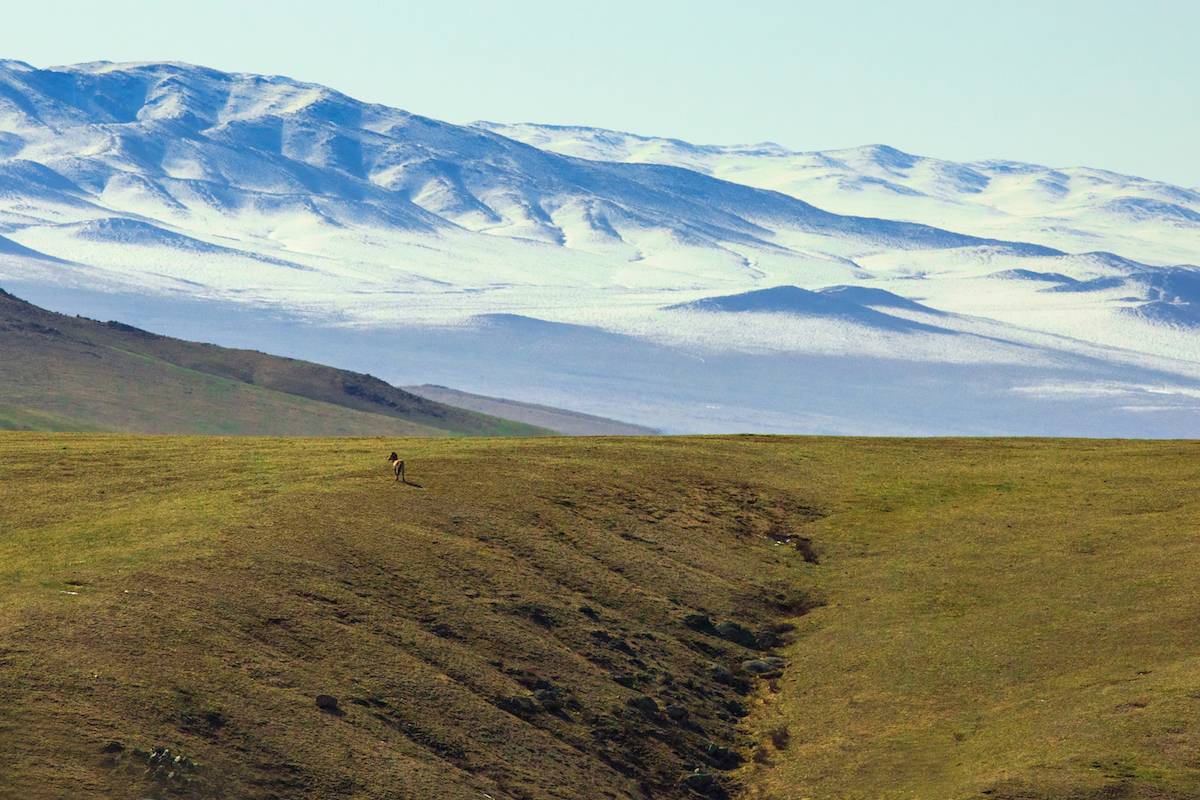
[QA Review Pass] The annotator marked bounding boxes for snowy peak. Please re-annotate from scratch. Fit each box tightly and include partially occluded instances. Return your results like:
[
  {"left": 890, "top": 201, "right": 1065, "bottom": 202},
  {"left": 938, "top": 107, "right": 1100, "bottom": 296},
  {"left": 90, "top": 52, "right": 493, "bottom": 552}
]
[{"left": 0, "top": 59, "right": 1073, "bottom": 272}]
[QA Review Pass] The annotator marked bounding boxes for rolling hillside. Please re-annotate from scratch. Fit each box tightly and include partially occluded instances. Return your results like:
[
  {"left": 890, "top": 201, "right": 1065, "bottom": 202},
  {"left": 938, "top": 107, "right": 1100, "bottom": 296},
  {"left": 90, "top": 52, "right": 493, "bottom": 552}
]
[
  {"left": 2, "top": 434, "right": 1199, "bottom": 799},
  {"left": 0, "top": 288, "right": 547, "bottom": 436}
]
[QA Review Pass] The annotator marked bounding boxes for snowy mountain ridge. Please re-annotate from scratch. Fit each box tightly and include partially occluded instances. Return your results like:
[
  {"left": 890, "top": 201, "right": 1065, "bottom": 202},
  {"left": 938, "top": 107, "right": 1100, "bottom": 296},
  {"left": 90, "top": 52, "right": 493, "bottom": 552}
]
[
  {"left": 477, "top": 121, "right": 1200, "bottom": 267},
  {"left": 1, "top": 60, "right": 1199, "bottom": 435}
]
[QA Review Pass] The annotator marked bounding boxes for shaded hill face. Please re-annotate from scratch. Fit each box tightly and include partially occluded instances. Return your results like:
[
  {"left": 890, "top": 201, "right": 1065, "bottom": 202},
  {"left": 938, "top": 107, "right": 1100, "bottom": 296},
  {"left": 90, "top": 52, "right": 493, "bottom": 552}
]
[
  {"left": 985, "top": 266, "right": 1200, "bottom": 328},
  {"left": 1121, "top": 266, "right": 1200, "bottom": 327},
  {"left": 665, "top": 285, "right": 946, "bottom": 333},
  {"left": 0, "top": 289, "right": 546, "bottom": 436}
]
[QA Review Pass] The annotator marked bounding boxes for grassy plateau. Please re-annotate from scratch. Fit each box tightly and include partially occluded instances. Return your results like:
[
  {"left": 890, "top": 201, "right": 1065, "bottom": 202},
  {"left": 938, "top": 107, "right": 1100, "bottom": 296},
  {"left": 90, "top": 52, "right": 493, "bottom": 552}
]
[{"left": 1, "top": 434, "right": 1198, "bottom": 799}]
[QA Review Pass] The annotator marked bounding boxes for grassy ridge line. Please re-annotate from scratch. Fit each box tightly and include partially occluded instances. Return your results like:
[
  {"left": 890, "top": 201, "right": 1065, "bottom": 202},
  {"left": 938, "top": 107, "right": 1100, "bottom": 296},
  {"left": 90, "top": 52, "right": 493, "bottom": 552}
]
[{"left": 0, "top": 289, "right": 550, "bottom": 436}]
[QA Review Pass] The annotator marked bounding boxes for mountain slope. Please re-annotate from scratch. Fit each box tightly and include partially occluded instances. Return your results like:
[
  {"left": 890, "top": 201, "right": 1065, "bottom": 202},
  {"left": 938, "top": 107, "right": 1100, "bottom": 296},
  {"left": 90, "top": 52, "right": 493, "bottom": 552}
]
[
  {"left": 0, "top": 58, "right": 1045, "bottom": 272},
  {"left": 476, "top": 122, "right": 1200, "bottom": 267},
  {"left": 1, "top": 60, "right": 1198, "bottom": 435},
  {"left": 0, "top": 288, "right": 548, "bottom": 436}
]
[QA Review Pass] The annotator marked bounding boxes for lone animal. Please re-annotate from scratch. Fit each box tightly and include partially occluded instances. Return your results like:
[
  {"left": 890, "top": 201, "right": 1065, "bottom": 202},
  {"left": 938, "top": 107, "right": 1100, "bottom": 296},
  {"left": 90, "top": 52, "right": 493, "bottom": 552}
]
[{"left": 388, "top": 452, "right": 406, "bottom": 482}]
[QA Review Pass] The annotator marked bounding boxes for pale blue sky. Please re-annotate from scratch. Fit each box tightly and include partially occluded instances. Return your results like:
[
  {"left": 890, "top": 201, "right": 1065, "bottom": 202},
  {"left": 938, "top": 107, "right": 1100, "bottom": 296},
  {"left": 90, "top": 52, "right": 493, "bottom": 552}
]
[{"left": 3, "top": 0, "right": 1197, "bottom": 184}]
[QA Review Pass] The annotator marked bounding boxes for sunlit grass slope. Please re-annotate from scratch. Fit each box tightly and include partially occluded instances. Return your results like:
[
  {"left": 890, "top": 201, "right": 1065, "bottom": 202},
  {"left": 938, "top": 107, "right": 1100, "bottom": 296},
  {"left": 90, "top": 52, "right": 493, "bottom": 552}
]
[
  {"left": 0, "top": 433, "right": 818, "bottom": 800},
  {"left": 741, "top": 438, "right": 1200, "bottom": 800},
  {"left": 1, "top": 434, "right": 1198, "bottom": 799}
]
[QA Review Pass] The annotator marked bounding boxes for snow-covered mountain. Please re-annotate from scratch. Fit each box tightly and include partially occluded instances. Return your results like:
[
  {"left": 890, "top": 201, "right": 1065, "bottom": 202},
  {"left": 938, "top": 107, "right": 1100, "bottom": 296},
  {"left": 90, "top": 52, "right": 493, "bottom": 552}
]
[
  {"left": 477, "top": 122, "right": 1200, "bottom": 267},
  {"left": 1, "top": 60, "right": 1198, "bottom": 435}
]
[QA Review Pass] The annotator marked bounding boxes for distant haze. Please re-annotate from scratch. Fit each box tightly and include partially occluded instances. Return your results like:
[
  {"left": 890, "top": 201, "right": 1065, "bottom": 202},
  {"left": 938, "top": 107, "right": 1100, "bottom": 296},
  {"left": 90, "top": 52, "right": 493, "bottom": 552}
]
[{"left": 0, "top": 0, "right": 1197, "bottom": 185}]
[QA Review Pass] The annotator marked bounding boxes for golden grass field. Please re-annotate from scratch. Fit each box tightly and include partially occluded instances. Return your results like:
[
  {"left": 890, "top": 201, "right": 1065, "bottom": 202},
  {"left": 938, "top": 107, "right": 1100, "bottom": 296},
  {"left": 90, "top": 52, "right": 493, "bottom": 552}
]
[{"left": 2, "top": 433, "right": 1198, "bottom": 799}]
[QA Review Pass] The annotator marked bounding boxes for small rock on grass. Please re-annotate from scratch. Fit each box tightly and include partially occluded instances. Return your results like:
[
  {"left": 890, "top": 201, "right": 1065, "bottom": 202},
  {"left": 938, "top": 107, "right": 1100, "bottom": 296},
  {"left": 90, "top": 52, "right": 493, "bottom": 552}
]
[
  {"left": 502, "top": 695, "right": 540, "bottom": 715},
  {"left": 713, "top": 620, "right": 757, "bottom": 648},
  {"left": 724, "top": 699, "right": 748, "bottom": 717},
  {"left": 612, "top": 672, "right": 637, "bottom": 688},
  {"left": 704, "top": 742, "right": 742, "bottom": 770},
  {"left": 626, "top": 694, "right": 659, "bottom": 715},
  {"left": 533, "top": 688, "right": 563, "bottom": 711},
  {"left": 742, "top": 656, "right": 786, "bottom": 675},
  {"left": 315, "top": 694, "right": 340, "bottom": 712},
  {"left": 710, "top": 663, "right": 736, "bottom": 684},
  {"left": 680, "top": 770, "right": 725, "bottom": 797}
]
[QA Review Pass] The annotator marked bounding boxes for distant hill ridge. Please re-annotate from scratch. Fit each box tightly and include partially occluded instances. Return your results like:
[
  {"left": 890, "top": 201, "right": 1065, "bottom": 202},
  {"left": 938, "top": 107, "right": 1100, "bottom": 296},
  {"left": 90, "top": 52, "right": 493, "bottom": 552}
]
[
  {"left": 405, "top": 384, "right": 658, "bottom": 436},
  {"left": 0, "top": 288, "right": 550, "bottom": 436}
]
